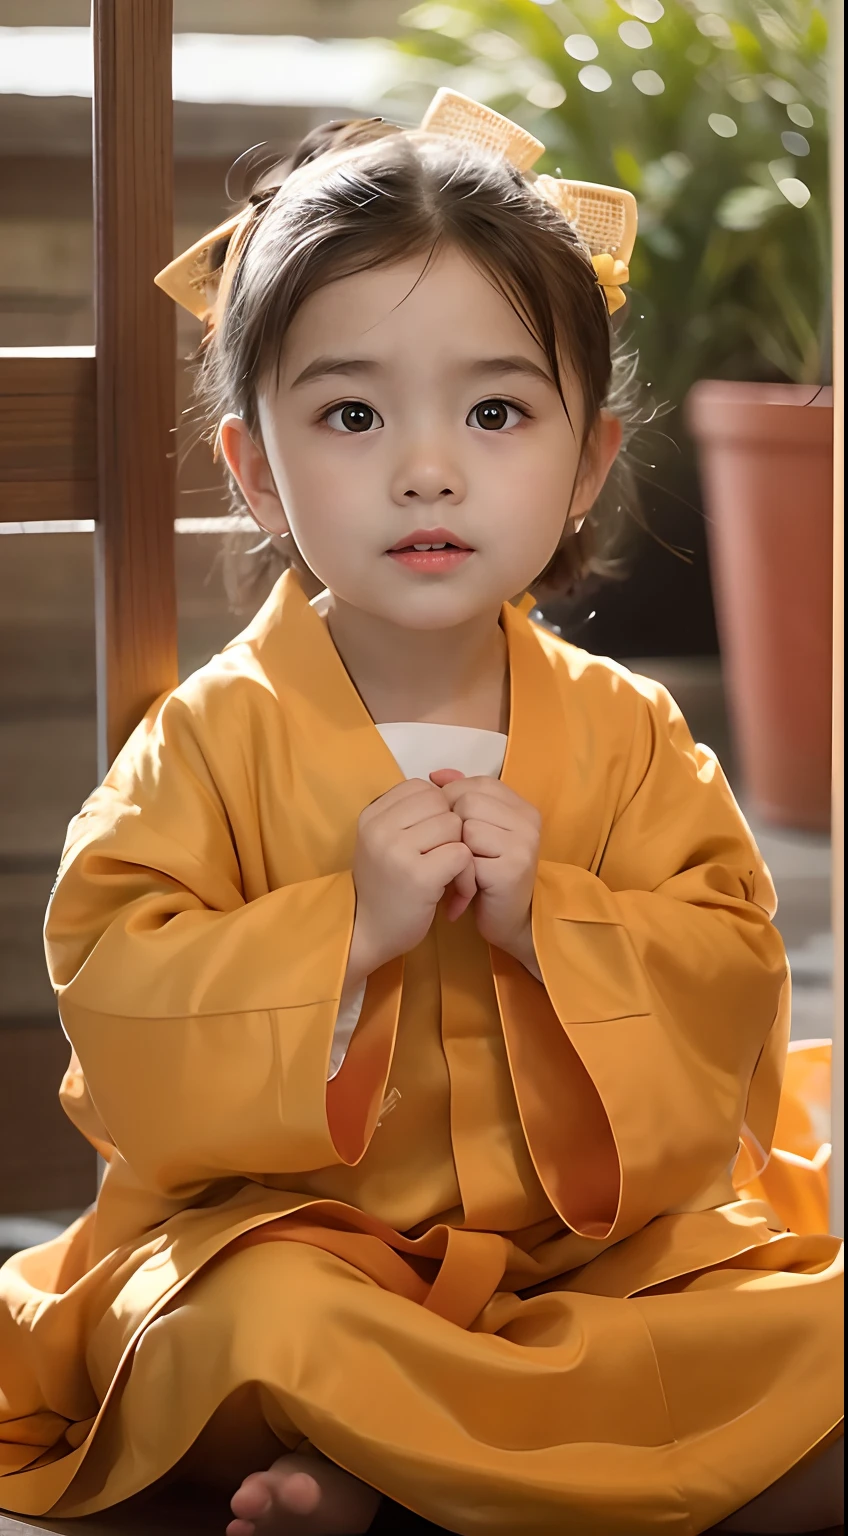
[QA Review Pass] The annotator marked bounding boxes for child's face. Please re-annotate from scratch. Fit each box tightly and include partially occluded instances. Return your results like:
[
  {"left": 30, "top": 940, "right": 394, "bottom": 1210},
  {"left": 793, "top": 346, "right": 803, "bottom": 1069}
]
[{"left": 222, "top": 244, "right": 620, "bottom": 630}]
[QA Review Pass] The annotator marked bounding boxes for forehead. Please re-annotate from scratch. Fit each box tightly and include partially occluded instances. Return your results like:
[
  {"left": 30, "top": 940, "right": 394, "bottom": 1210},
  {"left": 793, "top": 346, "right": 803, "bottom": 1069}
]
[{"left": 278, "top": 246, "right": 542, "bottom": 378}]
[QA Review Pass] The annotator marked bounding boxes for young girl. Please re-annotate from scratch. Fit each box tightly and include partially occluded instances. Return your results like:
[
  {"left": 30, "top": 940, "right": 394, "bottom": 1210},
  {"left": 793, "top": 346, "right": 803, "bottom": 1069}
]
[{"left": 0, "top": 90, "right": 841, "bottom": 1536}]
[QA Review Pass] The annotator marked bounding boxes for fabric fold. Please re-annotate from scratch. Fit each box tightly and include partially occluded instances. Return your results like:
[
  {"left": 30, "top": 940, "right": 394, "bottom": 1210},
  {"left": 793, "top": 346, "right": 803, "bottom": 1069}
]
[
  {"left": 44, "top": 649, "right": 402, "bottom": 1192},
  {"left": 0, "top": 570, "right": 838, "bottom": 1532},
  {"left": 494, "top": 651, "right": 788, "bottom": 1242}
]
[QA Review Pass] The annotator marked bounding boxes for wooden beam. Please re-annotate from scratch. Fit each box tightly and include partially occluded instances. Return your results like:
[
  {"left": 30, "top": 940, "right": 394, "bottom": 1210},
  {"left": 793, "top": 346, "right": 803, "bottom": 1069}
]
[
  {"left": 0, "top": 351, "right": 231, "bottom": 524},
  {"left": 0, "top": 0, "right": 410, "bottom": 37},
  {"left": 92, "top": 0, "right": 179, "bottom": 772},
  {"left": 0, "top": 93, "right": 317, "bottom": 163},
  {"left": 0, "top": 351, "right": 96, "bottom": 522},
  {"left": 830, "top": 0, "right": 844, "bottom": 1239}
]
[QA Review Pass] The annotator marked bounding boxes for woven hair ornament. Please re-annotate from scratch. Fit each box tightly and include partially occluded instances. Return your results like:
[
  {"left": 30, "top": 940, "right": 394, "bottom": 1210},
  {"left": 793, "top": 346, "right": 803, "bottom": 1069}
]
[{"left": 155, "top": 87, "right": 637, "bottom": 325}]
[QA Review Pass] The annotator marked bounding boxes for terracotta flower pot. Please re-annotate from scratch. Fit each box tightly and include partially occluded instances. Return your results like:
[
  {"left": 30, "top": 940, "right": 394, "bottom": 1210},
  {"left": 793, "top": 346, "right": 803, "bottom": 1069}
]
[{"left": 686, "top": 381, "right": 834, "bottom": 832}]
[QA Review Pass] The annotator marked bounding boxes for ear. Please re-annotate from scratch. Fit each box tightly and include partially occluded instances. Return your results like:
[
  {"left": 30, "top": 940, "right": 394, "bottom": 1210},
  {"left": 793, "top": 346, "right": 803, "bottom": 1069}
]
[
  {"left": 218, "top": 414, "right": 290, "bottom": 536},
  {"left": 568, "top": 410, "right": 624, "bottom": 527}
]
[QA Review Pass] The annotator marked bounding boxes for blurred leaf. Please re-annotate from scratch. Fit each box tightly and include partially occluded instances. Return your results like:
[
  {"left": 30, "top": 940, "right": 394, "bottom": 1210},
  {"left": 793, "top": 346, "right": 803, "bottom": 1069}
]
[
  {"left": 386, "top": 0, "right": 831, "bottom": 396},
  {"left": 727, "top": 22, "right": 764, "bottom": 66},
  {"left": 641, "top": 224, "right": 686, "bottom": 258},
  {"left": 806, "top": 7, "right": 829, "bottom": 52},
  {"left": 402, "top": 4, "right": 478, "bottom": 37},
  {"left": 716, "top": 184, "right": 783, "bottom": 229},
  {"left": 612, "top": 147, "right": 644, "bottom": 189}
]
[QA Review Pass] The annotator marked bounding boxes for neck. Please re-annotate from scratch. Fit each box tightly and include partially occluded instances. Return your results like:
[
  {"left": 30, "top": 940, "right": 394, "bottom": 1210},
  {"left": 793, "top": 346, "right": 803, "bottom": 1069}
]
[{"left": 323, "top": 596, "right": 510, "bottom": 732}]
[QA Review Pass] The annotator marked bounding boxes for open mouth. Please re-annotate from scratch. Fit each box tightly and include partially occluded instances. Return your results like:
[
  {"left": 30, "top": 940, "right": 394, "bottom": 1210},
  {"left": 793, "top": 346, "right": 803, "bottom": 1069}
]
[
  {"left": 386, "top": 528, "right": 474, "bottom": 562},
  {"left": 386, "top": 543, "right": 475, "bottom": 573},
  {"left": 389, "top": 540, "right": 468, "bottom": 553}
]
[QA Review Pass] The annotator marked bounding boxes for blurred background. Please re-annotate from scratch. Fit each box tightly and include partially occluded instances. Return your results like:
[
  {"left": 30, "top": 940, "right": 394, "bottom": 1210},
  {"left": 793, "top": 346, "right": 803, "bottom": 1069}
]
[{"left": 0, "top": 0, "right": 837, "bottom": 1252}]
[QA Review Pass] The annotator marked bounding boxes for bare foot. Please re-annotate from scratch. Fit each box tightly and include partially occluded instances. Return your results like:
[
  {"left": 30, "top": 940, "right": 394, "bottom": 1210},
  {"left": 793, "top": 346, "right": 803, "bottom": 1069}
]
[{"left": 226, "top": 1450, "right": 381, "bottom": 1536}]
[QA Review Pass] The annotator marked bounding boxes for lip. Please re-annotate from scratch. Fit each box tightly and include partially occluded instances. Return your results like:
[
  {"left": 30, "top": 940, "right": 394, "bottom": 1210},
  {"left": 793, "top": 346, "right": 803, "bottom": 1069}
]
[
  {"left": 386, "top": 548, "right": 473, "bottom": 574},
  {"left": 387, "top": 527, "right": 473, "bottom": 553}
]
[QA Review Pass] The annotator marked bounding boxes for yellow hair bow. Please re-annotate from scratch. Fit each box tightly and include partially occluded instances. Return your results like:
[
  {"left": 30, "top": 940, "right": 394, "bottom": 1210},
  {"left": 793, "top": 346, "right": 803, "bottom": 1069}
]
[
  {"left": 156, "top": 87, "right": 637, "bottom": 324},
  {"left": 420, "top": 91, "right": 638, "bottom": 318},
  {"left": 591, "top": 253, "right": 631, "bottom": 315}
]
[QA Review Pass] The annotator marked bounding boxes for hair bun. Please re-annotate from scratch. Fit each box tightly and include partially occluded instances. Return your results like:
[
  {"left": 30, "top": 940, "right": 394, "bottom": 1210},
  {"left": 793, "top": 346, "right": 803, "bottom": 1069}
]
[
  {"left": 289, "top": 116, "right": 401, "bottom": 172},
  {"left": 223, "top": 118, "right": 402, "bottom": 207},
  {"left": 211, "top": 119, "right": 400, "bottom": 271}
]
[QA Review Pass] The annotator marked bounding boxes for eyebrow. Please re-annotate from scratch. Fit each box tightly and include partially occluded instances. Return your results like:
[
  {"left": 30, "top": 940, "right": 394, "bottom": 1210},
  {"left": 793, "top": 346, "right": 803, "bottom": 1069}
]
[{"left": 290, "top": 353, "right": 555, "bottom": 389}]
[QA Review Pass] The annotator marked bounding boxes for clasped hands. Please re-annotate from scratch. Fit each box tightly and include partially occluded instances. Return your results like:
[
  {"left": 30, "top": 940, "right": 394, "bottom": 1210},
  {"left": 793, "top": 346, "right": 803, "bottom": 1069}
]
[{"left": 348, "top": 771, "right": 542, "bottom": 985}]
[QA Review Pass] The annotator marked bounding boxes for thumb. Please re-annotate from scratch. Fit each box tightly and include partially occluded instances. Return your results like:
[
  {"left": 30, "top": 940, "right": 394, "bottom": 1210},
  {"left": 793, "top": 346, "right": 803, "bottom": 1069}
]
[
  {"left": 430, "top": 768, "right": 466, "bottom": 788},
  {"left": 444, "top": 851, "right": 477, "bottom": 922}
]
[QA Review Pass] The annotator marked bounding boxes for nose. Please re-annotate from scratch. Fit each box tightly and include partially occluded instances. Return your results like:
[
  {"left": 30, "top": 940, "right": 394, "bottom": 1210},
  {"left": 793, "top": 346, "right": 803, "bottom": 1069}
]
[{"left": 389, "top": 433, "right": 466, "bottom": 507}]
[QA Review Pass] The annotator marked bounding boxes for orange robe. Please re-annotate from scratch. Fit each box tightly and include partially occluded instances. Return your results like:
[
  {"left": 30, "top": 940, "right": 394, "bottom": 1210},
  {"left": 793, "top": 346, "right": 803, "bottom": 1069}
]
[{"left": 0, "top": 571, "right": 841, "bottom": 1534}]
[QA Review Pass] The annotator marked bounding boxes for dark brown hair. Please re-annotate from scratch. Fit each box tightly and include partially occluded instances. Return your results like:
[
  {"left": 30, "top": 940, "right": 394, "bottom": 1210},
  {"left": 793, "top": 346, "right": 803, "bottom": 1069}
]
[{"left": 195, "top": 117, "right": 640, "bottom": 607}]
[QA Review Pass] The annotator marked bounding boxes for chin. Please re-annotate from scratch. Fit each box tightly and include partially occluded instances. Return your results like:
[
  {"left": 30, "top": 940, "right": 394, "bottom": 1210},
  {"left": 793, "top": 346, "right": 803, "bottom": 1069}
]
[
  {"left": 376, "top": 583, "right": 501, "bottom": 630},
  {"left": 326, "top": 566, "right": 516, "bottom": 629}
]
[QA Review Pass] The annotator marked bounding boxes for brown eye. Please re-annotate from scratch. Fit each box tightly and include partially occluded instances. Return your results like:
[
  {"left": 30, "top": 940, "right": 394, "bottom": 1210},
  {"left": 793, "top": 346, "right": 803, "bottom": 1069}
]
[
  {"left": 325, "top": 402, "right": 383, "bottom": 433},
  {"left": 469, "top": 400, "right": 523, "bottom": 431}
]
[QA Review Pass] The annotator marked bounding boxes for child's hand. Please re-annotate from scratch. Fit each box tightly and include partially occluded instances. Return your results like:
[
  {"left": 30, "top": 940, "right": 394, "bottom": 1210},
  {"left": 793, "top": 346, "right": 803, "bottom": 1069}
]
[
  {"left": 348, "top": 779, "right": 476, "bottom": 981},
  {"left": 431, "top": 771, "right": 541, "bottom": 972}
]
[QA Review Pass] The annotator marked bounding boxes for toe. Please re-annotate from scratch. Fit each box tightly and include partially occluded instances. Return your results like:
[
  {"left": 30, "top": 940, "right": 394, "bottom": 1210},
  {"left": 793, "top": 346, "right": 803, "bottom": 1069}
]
[
  {"left": 230, "top": 1471, "right": 274, "bottom": 1520},
  {"left": 225, "top": 1521, "right": 256, "bottom": 1536},
  {"left": 278, "top": 1469, "right": 322, "bottom": 1515}
]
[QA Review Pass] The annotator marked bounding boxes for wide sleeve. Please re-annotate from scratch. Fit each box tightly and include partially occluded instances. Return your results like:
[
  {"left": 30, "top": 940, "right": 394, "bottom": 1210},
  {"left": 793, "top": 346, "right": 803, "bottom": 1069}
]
[
  {"left": 493, "top": 679, "right": 789, "bottom": 1242},
  {"left": 44, "top": 688, "right": 400, "bottom": 1196}
]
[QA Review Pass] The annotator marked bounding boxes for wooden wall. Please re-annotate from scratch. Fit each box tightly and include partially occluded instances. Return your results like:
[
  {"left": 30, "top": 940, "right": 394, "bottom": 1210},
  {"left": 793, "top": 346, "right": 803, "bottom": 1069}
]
[
  {"left": 0, "top": 519, "right": 276, "bottom": 1210},
  {"left": 829, "top": 0, "right": 843, "bottom": 1237},
  {"left": 0, "top": 3, "right": 406, "bottom": 1211}
]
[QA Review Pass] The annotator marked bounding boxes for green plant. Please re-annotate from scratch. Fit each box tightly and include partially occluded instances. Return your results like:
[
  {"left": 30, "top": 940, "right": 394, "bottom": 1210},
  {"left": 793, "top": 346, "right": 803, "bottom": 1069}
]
[{"left": 384, "top": 0, "right": 830, "bottom": 406}]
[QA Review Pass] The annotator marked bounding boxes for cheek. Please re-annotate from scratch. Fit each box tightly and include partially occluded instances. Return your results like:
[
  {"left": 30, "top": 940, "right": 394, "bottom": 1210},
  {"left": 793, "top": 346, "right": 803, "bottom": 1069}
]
[
  {"left": 512, "top": 448, "right": 581, "bottom": 562},
  {"left": 269, "top": 430, "right": 370, "bottom": 512},
  {"left": 269, "top": 442, "right": 376, "bottom": 569},
  {"left": 543, "top": 433, "right": 582, "bottom": 503},
  {"left": 500, "top": 438, "right": 578, "bottom": 522}
]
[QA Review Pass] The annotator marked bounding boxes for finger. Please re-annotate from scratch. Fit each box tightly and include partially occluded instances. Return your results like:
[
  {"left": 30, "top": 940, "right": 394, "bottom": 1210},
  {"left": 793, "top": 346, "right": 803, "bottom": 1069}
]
[
  {"left": 362, "top": 777, "right": 448, "bottom": 814},
  {"left": 363, "top": 778, "right": 433, "bottom": 812},
  {"left": 439, "top": 777, "right": 539, "bottom": 821},
  {"left": 366, "top": 781, "right": 450, "bottom": 833},
  {"left": 438, "top": 779, "right": 514, "bottom": 817},
  {"left": 462, "top": 819, "right": 512, "bottom": 858},
  {"left": 448, "top": 790, "right": 524, "bottom": 834},
  {"left": 454, "top": 856, "right": 478, "bottom": 904},
  {"left": 444, "top": 859, "right": 478, "bottom": 922},
  {"left": 429, "top": 768, "right": 466, "bottom": 788},
  {"left": 404, "top": 810, "right": 464, "bottom": 855},
  {"left": 420, "top": 841, "right": 474, "bottom": 896},
  {"left": 444, "top": 886, "right": 473, "bottom": 922}
]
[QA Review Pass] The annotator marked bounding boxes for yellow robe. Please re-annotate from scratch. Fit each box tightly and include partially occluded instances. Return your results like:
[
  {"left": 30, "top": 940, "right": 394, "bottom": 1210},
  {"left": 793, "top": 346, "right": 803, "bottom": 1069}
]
[{"left": 0, "top": 571, "right": 841, "bottom": 1534}]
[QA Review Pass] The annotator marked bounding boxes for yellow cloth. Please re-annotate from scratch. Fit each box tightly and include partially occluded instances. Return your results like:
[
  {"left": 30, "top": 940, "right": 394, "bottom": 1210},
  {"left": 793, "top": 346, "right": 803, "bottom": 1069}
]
[
  {"left": 734, "top": 1039, "right": 832, "bottom": 1237},
  {"left": 0, "top": 572, "right": 841, "bottom": 1534}
]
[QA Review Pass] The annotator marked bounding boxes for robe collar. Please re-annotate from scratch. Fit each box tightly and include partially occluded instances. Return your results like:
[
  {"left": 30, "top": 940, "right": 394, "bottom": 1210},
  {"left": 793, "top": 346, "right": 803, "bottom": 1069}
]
[{"left": 235, "top": 569, "right": 567, "bottom": 842}]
